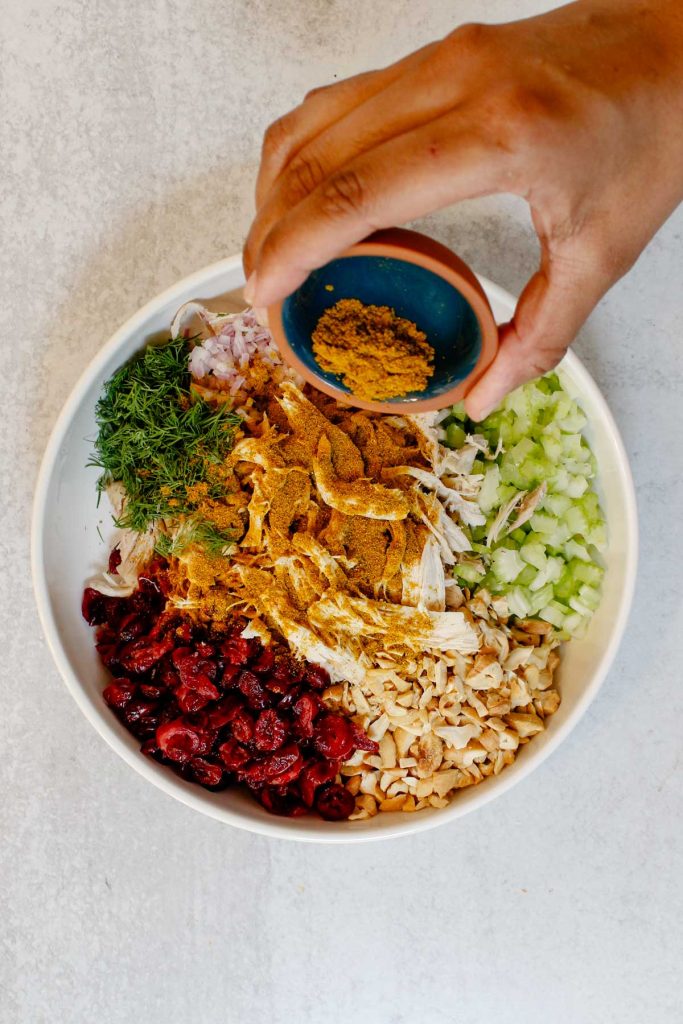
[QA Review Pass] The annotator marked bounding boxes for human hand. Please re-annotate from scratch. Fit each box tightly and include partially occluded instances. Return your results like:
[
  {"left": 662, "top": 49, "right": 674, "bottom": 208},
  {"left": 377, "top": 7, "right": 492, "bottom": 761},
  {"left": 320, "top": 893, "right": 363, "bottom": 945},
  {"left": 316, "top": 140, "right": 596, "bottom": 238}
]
[{"left": 243, "top": 0, "right": 683, "bottom": 418}]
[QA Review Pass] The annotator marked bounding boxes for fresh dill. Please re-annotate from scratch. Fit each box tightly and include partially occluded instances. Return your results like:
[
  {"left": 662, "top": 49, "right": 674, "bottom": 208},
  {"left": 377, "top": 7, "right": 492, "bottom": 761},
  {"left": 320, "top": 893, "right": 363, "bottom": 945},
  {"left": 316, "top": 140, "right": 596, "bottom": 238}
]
[
  {"left": 155, "top": 519, "right": 236, "bottom": 559},
  {"left": 89, "top": 336, "right": 240, "bottom": 533}
]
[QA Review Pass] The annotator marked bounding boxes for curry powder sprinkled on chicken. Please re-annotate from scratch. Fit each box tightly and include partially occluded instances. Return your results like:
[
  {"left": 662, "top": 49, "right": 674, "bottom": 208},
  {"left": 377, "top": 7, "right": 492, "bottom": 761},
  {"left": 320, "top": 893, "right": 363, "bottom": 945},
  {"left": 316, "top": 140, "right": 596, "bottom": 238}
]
[{"left": 311, "top": 298, "right": 434, "bottom": 402}]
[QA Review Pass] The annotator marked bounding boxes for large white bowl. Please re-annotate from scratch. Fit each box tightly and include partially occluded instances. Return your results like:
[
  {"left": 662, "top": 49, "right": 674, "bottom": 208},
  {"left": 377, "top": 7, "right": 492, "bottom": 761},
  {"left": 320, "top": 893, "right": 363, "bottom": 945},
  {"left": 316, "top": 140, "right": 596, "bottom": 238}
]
[{"left": 32, "top": 257, "right": 637, "bottom": 843}]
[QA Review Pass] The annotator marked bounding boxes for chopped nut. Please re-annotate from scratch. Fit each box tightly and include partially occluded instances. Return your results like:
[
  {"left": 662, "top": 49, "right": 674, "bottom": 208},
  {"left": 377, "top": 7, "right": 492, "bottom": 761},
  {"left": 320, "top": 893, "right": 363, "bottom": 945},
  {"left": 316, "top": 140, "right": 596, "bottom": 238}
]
[
  {"left": 413, "top": 733, "right": 444, "bottom": 777},
  {"left": 379, "top": 795, "right": 407, "bottom": 812}
]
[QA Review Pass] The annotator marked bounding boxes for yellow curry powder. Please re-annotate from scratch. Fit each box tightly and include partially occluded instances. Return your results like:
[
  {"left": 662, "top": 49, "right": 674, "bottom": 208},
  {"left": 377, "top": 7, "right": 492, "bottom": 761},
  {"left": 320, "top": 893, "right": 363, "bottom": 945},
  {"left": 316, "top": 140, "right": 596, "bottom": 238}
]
[{"left": 311, "top": 298, "right": 434, "bottom": 402}]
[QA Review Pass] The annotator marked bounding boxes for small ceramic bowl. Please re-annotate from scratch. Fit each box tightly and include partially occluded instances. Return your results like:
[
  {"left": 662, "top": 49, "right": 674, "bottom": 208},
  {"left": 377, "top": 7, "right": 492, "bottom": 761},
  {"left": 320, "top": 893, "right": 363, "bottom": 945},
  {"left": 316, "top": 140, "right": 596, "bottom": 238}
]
[{"left": 266, "top": 227, "right": 499, "bottom": 413}]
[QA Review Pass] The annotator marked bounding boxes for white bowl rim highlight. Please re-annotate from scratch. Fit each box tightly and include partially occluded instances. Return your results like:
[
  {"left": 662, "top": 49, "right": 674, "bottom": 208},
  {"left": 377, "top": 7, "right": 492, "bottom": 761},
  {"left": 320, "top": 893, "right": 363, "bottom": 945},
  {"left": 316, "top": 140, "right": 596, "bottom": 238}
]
[{"left": 31, "top": 255, "right": 638, "bottom": 843}]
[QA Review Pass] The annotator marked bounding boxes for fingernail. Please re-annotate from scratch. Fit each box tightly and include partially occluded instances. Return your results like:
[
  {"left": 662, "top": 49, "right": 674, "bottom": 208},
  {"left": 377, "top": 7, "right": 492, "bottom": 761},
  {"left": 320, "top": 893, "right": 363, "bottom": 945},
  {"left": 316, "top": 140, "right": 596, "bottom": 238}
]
[
  {"left": 466, "top": 400, "right": 495, "bottom": 423},
  {"left": 476, "top": 403, "right": 496, "bottom": 422},
  {"left": 243, "top": 272, "right": 258, "bottom": 306}
]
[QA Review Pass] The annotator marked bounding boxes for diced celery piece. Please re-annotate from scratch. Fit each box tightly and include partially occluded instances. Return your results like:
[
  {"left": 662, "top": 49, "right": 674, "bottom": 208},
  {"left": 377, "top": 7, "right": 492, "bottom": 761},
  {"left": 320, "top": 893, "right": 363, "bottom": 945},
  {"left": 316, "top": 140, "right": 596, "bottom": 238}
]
[
  {"left": 566, "top": 505, "right": 589, "bottom": 536},
  {"left": 540, "top": 434, "right": 562, "bottom": 461},
  {"left": 554, "top": 567, "right": 575, "bottom": 602},
  {"left": 529, "top": 512, "right": 559, "bottom": 535},
  {"left": 519, "top": 457, "right": 547, "bottom": 485},
  {"left": 565, "top": 475, "right": 589, "bottom": 499},
  {"left": 446, "top": 423, "right": 466, "bottom": 449},
  {"left": 529, "top": 556, "right": 563, "bottom": 591},
  {"left": 528, "top": 583, "right": 555, "bottom": 614},
  {"left": 551, "top": 467, "right": 570, "bottom": 493},
  {"left": 578, "top": 584, "right": 601, "bottom": 610},
  {"left": 564, "top": 538, "right": 591, "bottom": 562},
  {"left": 545, "top": 521, "right": 572, "bottom": 548},
  {"left": 517, "top": 564, "right": 537, "bottom": 587},
  {"left": 454, "top": 562, "right": 485, "bottom": 585},
  {"left": 478, "top": 464, "right": 501, "bottom": 514},
  {"left": 491, "top": 548, "right": 526, "bottom": 583},
  {"left": 538, "top": 600, "right": 570, "bottom": 628},
  {"left": 499, "top": 454, "right": 525, "bottom": 489},
  {"left": 520, "top": 541, "right": 547, "bottom": 570},
  {"left": 509, "top": 527, "right": 528, "bottom": 545},
  {"left": 586, "top": 523, "right": 607, "bottom": 551},
  {"left": 579, "top": 491, "right": 601, "bottom": 522},
  {"left": 509, "top": 438, "right": 535, "bottom": 464},
  {"left": 471, "top": 458, "right": 486, "bottom": 475},
  {"left": 562, "top": 611, "right": 586, "bottom": 636},
  {"left": 544, "top": 493, "right": 572, "bottom": 517},
  {"left": 450, "top": 401, "right": 467, "bottom": 422},
  {"left": 572, "top": 561, "right": 603, "bottom": 587},
  {"left": 507, "top": 586, "right": 532, "bottom": 618},
  {"left": 558, "top": 409, "right": 587, "bottom": 433}
]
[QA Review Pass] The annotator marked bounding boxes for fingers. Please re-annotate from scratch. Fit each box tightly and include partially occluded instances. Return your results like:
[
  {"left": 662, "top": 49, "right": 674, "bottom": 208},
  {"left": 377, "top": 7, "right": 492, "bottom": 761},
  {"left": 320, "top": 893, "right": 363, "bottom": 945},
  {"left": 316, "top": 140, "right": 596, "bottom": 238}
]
[
  {"left": 464, "top": 243, "right": 612, "bottom": 420},
  {"left": 246, "top": 114, "right": 503, "bottom": 307},
  {"left": 245, "top": 47, "right": 460, "bottom": 276},
  {"left": 255, "top": 43, "right": 438, "bottom": 210}
]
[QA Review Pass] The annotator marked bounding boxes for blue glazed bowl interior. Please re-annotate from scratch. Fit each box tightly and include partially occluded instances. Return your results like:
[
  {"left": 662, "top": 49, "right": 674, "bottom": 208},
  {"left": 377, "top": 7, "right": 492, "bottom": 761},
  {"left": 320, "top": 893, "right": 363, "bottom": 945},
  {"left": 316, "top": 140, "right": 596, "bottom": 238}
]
[{"left": 281, "top": 255, "right": 482, "bottom": 401}]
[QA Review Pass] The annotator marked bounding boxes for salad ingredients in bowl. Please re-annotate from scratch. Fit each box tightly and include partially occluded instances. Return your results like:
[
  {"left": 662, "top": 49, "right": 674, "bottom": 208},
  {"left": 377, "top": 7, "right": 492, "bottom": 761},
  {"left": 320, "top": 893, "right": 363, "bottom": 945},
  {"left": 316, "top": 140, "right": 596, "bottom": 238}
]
[{"left": 81, "top": 300, "right": 608, "bottom": 823}]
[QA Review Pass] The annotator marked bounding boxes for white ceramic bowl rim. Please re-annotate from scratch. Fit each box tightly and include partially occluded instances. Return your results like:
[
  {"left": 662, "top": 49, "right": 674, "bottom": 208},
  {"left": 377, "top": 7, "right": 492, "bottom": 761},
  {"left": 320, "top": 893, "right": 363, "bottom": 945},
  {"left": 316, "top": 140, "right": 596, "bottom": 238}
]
[{"left": 31, "top": 255, "right": 638, "bottom": 843}]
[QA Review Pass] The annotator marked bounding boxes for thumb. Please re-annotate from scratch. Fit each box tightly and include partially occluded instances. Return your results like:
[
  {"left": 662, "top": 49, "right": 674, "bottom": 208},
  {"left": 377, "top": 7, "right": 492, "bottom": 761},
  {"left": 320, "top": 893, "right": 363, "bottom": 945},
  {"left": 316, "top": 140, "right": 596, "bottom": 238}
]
[{"left": 465, "top": 248, "right": 608, "bottom": 421}]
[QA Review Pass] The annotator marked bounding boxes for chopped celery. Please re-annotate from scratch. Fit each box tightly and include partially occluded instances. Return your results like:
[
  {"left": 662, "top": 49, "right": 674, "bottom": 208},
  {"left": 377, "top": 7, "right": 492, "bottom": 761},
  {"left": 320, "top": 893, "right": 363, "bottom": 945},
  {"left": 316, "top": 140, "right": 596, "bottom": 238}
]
[
  {"left": 520, "top": 541, "right": 547, "bottom": 570},
  {"left": 443, "top": 372, "right": 606, "bottom": 636},
  {"left": 491, "top": 548, "right": 526, "bottom": 583},
  {"left": 478, "top": 464, "right": 501, "bottom": 515},
  {"left": 454, "top": 562, "right": 485, "bottom": 585}
]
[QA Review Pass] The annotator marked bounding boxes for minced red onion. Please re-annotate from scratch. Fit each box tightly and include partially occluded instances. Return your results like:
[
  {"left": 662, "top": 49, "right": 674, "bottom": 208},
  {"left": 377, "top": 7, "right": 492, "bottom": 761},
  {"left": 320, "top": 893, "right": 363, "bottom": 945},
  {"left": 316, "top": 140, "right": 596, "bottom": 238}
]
[{"left": 188, "top": 310, "right": 282, "bottom": 394}]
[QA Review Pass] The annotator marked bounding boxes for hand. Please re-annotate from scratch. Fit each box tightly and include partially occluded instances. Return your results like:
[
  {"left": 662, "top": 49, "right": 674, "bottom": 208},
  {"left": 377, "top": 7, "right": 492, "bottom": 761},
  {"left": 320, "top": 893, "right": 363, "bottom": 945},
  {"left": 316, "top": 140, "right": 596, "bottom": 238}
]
[{"left": 243, "top": 0, "right": 683, "bottom": 419}]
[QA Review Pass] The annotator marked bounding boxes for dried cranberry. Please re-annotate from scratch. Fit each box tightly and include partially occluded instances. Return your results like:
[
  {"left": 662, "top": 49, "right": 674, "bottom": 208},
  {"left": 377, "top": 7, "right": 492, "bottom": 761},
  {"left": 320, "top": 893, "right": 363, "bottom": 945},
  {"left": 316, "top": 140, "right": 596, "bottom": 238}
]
[
  {"left": 96, "top": 641, "right": 121, "bottom": 671},
  {"left": 175, "top": 684, "right": 216, "bottom": 715},
  {"left": 299, "top": 759, "right": 339, "bottom": 807},
  {"left": 206, "top": 694, "right": 242, "bottom": 729},
  {"left": 291, "top": 693, "right": 321, "bottom": 738},
  {"left": 237, "top": 670, "right": 269, "bottom": 710},
  {"left": 313, "top": 714, "right": 355, "bottom": 761},
  {"left": 118, "top": 612, "right": 149, "bottom": 643},
  {"left": 263, "top": 744, "right": 303, "bottom": 781},
  {"left": 349, "top": 722, "right": 379, "bottom": 754},
  {"left": 303, "top": 663, "right": 330, "bottom": 691},
  {"left": 157, "top": 658, "right": 179, "bottom": 687},
  {"left": 260, "top": 786, "right": 307, "bottom": 817},
  {"left": 251, "top": 647, "right": 275, "bottom": 674},
  {"left": 221, "top": 635, "right": 259, "bottom": 666},
  {"left": 231, "top": 708, "right": 255, "bottom": 744},
  {"left": 102, "top": 678, "right": 137, "bottom": 711},
  {"left": 119, "top": 637, "right": 173, "bottom": 675},
  {"left": 139, "top": 683, "right": 164, "bottom": 701},
  {"left": 82, "top": 587, "right": 107, "bottom": 625},
  {"left": 253, "top": 709, "right": 287, "bottom": 752},
  {"left": 103, "top": 595, "right": 129, "bottom": 629},
  {"left": 276, "top": 686, "right": 302, "bottom": 710},
  {"left": 191, "top": 757, "right": 224, "bottom": 788},
  {"left": 124, "top": 699, "right": 158, "bottom": 726},
  {"left": 266, "top": 656, "right": 303, "bottom": 693},
  {"left": 268, "top": 755, "right": 305, "bottom": 787},
  {"left": 315, "top": 783, "right": 355, "bottom": 821},
  {"left": 156, "top": 720, "right": 200, "bottom": 763},
  {"left": 195, "top": 641, "right": 216, "bottom": 659},
  {"left": 218, "top": 738, "right": 250, "bottom": 771},
  {"left": 140, "top": 738, "right": 164, "bottom": 763},
  {"left": 220, "top": 663, "right": 241, "bottom": 686},
  {"left": 108, "top": 546, "right": 122, "bottom": 574},
  {"left": 172, "top": 647, "right": 218, "bottom": 685}
]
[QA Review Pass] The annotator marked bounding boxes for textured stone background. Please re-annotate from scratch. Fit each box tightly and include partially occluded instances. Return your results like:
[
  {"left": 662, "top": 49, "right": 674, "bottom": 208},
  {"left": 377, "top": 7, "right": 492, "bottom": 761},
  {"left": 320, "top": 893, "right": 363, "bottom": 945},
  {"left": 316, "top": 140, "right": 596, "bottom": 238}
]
[{"left": 1, "top": 2, "right": 681, "bottom": 1022}]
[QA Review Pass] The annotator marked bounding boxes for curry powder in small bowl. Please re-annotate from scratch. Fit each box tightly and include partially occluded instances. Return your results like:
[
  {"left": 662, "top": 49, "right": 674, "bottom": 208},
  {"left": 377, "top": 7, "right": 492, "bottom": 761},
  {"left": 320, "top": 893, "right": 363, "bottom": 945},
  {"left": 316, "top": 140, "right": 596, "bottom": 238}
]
[{"left": 311, "top": 298, "right": 434, "bottom": 402}]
